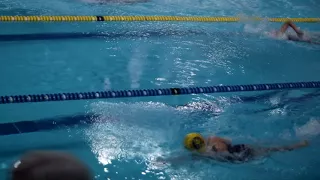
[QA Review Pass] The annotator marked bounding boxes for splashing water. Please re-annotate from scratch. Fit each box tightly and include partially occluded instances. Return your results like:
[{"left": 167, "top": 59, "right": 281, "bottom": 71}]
[{"left": 295, "top": 118, "right": 320, "bottom": 138}]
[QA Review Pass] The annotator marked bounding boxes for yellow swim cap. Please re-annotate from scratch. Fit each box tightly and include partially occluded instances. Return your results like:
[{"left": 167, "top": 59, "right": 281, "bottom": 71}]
[{"left": 184, "top": 133, "right": 205, "bottom": 152}]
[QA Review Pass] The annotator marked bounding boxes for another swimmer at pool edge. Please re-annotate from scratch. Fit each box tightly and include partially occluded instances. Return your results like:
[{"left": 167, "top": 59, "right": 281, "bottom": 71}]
[
  {"left": 271, "top": 21, "right": 319, "bottom": 44},
  {"left": 158, "top": 133, "right": 308, "bottom": 163}
]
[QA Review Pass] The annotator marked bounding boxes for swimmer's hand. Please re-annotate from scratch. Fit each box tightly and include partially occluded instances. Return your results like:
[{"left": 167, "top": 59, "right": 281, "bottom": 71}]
[
  {"left": 152, "top": 157, "right": 169, "bottom": 167},
  {"left": 286, "top": 140, "right": 309, "bottom": 151},
  {"left": 155, "top": 157, "right": 167, "bottom": 164},
  {"left": 297, "top": 31, "right": 304, "bottom": 38},
  {"left": 298, "top": 140, "right": 309, "bottom": 147},
  {"left": 156, "top": 155, "right": 191, "bottom": 165},
  {"left": 150, "top": 157, "right": 171, "bottom": 168}
]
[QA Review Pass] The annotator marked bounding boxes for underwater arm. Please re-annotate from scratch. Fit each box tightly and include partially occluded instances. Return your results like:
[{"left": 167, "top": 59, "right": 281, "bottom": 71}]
[
  {"left": 156, "top": 152, "right": 219, "bottom": 165},
  {"left": 156, "top": 155, "right": 192, "bottom": 165}
]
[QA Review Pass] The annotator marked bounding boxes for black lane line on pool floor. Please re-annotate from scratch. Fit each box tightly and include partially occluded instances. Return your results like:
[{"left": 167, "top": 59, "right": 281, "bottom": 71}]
[
  {"left": 253, "top": 89, "right": 320, "bottom": 113},
  {"left": 0, "top": 31, "right": 258, "bottom": 42},
  {"left": 0, "top": 113, "right": 100, "bottom": 136}
]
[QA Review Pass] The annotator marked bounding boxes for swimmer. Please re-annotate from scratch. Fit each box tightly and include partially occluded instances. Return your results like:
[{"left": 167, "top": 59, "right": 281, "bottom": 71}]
[
  {"left": 271, "top": 21, "right": 319, "bottom": 44},
  {"left": 158, "top": 133, "right": 309, "bottom": 164}
]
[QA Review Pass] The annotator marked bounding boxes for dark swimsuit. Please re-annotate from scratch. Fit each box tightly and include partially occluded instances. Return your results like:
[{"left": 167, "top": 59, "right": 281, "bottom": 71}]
[
  {"left": 211, "top": 144, "right": 254, "bottom": 162},
  {"left": 225, "top": 144, "right": 254, "bottom": 162}
]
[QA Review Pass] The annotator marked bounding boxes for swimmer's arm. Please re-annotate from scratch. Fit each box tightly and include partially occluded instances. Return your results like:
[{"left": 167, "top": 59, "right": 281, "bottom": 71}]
[
  {"left": 156, "top": 155, "right": 192, "bottom": 165},
  {"left": 258, "top": 140, "right": 309, "bottom": 153},
  {"left": 279, "top": 21, "right": 303, "bottom": 37},
  {"left": 157, "top": 152, "right": 218, "bottom": 165},
  {"left": 192, "top": 152, "right": 234, "bottom": 162},
  {"left": 274, "top": 140, "right": 309, "bottom": 151}
]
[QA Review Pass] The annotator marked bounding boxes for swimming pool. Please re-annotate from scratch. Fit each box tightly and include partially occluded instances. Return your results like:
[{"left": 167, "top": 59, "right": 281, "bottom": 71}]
[{"left": 1, "top": 0, "right": 320, "bottom": 179}]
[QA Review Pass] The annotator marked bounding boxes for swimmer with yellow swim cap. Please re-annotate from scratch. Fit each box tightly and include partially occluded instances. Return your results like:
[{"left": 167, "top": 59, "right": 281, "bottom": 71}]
[
  {"left": 183, "top": 132, "right": 309, "bottom": 162},
  {"left": 184, "top": 133, "right": 206, "bottom": 152},
  {"left": 158, "top": 133, "right": 309, "bottom": 164}
]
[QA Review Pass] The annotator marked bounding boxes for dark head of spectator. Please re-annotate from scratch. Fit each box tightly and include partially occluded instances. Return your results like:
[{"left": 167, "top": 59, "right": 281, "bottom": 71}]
[{"left": 10, "top": 151, "right": 92, "bottom": 180}]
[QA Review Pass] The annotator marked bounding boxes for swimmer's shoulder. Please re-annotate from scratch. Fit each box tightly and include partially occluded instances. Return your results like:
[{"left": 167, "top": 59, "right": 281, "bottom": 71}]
[{"left": 207, "top": 136, "right": 232, "bottom": 144}]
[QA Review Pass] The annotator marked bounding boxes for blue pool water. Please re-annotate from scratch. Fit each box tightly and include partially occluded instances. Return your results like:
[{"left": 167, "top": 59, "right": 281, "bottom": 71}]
[{"left": 1, "top": 0, "right": 320, "bottom": 179}]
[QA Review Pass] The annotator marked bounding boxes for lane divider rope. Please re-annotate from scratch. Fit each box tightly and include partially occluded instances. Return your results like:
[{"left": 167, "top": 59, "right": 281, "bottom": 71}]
[
  {"left": 1, "top": 81, "right": 320, "bottom": 104},
  {"left": 0, "top": 16, "right": 319, "bottom": 22}
]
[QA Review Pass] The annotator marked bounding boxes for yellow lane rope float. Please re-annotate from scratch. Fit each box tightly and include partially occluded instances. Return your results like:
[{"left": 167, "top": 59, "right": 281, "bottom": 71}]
[{"left": 0, "top": 16, "right": 319, "bottom": 23}]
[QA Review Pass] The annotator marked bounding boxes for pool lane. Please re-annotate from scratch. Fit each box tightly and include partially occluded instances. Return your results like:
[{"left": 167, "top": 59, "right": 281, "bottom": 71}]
[
  {"left": 0, "top": 30, "right": 259, "bottom": 42},
  {"left": 2, "top": 90, "right": 319, "bottom": 136}
]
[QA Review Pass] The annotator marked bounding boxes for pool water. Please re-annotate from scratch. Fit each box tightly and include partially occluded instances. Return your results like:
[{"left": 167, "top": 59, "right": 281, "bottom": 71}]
[{"left": 0, "top": 0, "right": 320, "bottom": 179}]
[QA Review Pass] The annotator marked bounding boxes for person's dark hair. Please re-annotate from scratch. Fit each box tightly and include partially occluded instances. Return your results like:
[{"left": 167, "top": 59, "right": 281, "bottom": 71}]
[{"left": 10, "top": 151, "right": 93, "bottom": 180}]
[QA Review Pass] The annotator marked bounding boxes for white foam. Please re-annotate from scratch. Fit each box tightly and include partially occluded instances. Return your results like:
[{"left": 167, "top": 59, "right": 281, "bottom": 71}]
[
  {"left": 84, "top": 102, "right": 177, "bottom": 167},
  {"left": 243, "top": 19, "right": 268, "bottom": 34},
  {"left": 295, "top": 119, "right": 320, "bottom": 138},
  {"left": 128, "top": 45, "right": 145, "bottom": 89},
  {"left": 103, "top": 77, "right": 111, "bottom": 90}
]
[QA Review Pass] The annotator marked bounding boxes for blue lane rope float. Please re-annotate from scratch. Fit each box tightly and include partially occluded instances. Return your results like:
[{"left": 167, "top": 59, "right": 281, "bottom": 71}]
[{"left": 1, "top": 81, "right": 320, "bottom": 104}]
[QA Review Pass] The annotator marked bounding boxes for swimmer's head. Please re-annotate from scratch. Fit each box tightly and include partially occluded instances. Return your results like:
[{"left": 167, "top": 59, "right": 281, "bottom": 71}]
[{"left": 184, "top": 133, "right": 206, "bottom": 152}]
